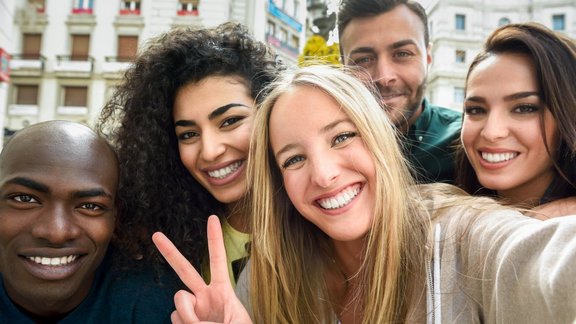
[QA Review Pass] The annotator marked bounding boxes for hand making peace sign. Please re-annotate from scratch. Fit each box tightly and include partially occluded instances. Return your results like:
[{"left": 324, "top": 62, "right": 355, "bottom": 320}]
[{"left": 152, "top": 215, "right": 252, "bottom": 324}]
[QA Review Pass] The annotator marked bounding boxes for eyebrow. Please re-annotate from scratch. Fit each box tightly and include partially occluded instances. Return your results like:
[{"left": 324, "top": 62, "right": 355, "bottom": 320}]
[
  {"left": 465, "top": 91, "right": 540, "bottom": 103},
  {"left": 4, "top": 177, "right": 49, "bottom": 193},
  {"left": 72, "top": 189, "right": 113, "bottom": 200},
  {"left": 174, "top": 103, "right": 250, "bottom": 128},
  {"left": 3, "top": 176, "right": 113, "bottom": 200},
  {"left": 349, "top": 39, "right": 418, "bottom": 56},
  {"left": 274, "top": 118, "right": 351, "bottom": 159}
]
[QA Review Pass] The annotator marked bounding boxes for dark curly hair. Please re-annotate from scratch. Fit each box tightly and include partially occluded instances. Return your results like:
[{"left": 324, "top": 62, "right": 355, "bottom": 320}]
[{"left": 97, "top": 22, "right": 282, "bottom": 269}]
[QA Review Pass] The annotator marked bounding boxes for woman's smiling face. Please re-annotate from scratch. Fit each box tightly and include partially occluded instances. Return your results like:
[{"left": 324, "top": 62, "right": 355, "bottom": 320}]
[
  {"left": 269, "top": 85, "right": 376, "bottom": 243},
  {"left": 461, "top": 52, "right": 558, "bottom": 202},
  {"left": 173, "top": 75, "right": 255, "bottom": 204}
]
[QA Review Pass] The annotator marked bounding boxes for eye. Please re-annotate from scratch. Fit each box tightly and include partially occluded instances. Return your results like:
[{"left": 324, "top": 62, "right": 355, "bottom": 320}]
[
  {"left": 11, "top": 194, "right": 39, "bottom": 204},
  {"left": 464, "top": 106, "right": 485, "bottom": 116},
  {"left": 281, "top": 155, "right": 305, "bottom": 169},
  {"left": 332, "top": 132, "right": 357, "bottom": 146},
  {"left": 80, "top": 203, "right": 103, "bottom": 211},
  {"left": 221, "top": 116, "right": 244, "bottom": 128},
  {"left": 350, "top": 56, "right": 375, "bottom": 67},
  {"left": 513, "top": 104, "right": 539, "bottom": 114},
  {"left": 394, "top": 50, "right": 413, "bottom": 58},
  {"left": 177, "top": 131, "right": 199, "bottom": 141}
]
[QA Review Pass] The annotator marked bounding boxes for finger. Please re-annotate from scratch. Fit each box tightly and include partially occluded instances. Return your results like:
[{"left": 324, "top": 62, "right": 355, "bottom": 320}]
[
  {"left": 206, "top": 215, "right": 231, "bottom": 286},
  {"left": 152, "top": 232, "right": 205, "bottom": 292},
  {"left": 171, "top": 310, "right": 183, "bottom": 324},
  {"left": 174, "top": 290, "right": 200, "bottom": 323}
]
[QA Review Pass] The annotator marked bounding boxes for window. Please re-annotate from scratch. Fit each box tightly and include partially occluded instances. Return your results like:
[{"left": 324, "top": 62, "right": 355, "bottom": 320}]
[
  {"left": 120, "top": 0, "right": 140, "bottom": 14},
  {"left": 293, "top": 0, "right": 299, "bottom": 17},
  {"left": 455, "top": 50, "right": 466, "bottom": 63},
  {"left": 30, "top": 0, "right": 45, "bottom": 13},
  {"left": 178, "top": 0, "right": 199, "bottom": 16},
  {"left": 71, "top": 34, "right": 90, "bottom": 60},
  {"left": 553, "top": 14, "right": 565, "bottom": 31},
  {"left": 72, "top": 0, "right": 94, "bottom": 14},
  {"left": 16, "top": 85, "right": 39, "bottom": 105},
  {"left": 266, "top": 20, "right": 276, "bottom": 36},
  {"left": 290, "top": 35, "right": 299, "bottom": 49},
  {"left": 22, "top": 34, "right": 42, "bottom": 59},
  {"left": 117, "top": 36, "right": 138, "bottom": 61},
  {"left": 498, "top": 17, "right": 510, "bottom": 27},
  {"left": 63, "top": 86, "right": 88, "bottom": 107},
  {"left": 455, "top": 14, "right": 466, "bottom": 31},
  {"left": 278, "top": 28, "right": 288, "bottom": 43},
  {"left": 454, "top": 87, "right": 465, "bottom": 104}
]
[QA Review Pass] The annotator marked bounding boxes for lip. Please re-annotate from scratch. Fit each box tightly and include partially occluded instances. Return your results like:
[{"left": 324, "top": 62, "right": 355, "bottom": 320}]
[
  {"left": 18, "top": 253, "right": 86, "bottom": 281},
  {"left": 476, "top": 148, "right": 519, "bottom": 170},
  {"left": 314, "top": 183, "right": 363, "bottom": 215},
  {"left": 201, "top": 159, "right": 246, "bottom": 186}
]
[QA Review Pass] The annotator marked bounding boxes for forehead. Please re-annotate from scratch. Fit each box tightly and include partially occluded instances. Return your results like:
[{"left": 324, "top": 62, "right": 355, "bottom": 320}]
[
  {"left": 173, "top": 76, "right": 253, "bottom": 115},
  {"left": 0, "top": 136, "right": 118, "bottom": 193},
  {"left": 468, "top": 53, "right": 537, "bottom": 91},
  {"left": 340, "top": 5, "right": 427, "bottom": 54}
]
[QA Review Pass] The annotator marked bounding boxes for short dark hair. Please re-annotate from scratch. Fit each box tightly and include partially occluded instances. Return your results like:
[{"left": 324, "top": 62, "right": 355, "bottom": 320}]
[{"left": 338, "top": 0, "right": 429, "bottom": 45}]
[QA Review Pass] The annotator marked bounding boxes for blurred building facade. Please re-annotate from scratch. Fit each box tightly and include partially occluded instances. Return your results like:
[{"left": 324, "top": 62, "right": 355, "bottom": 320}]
[
  {"left": 3, "top": 0, "right": 306, "bottom": 137},
  {"left": 426, "top": 0, "right": 576, "bottom": 110}
]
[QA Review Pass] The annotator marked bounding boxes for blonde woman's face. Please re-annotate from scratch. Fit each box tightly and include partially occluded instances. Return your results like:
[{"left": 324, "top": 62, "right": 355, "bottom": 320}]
[
  {"left": 269, "top": 86, "right": 376, "bottom": 243},
  {"left": 462, "top": 52, "right": 558, "bottom": 202},
  {"left": 173, "top": 75, "right": 255, "bottom": 204}
]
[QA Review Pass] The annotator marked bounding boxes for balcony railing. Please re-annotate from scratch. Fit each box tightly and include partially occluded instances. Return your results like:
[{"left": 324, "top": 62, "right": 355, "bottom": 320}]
[
  {"left": 54, "top": 55, "right": 94, "bottom": 74},
  {"left": 9, "top": 54, "right": 46, "bottom": 75},
  {"left": 102, "top": 56, "right": 133, "bottom": 75}
]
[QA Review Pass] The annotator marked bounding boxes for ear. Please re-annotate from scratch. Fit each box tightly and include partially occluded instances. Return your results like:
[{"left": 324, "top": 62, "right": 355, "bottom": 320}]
[{"left": 426, "top": 42, "right": 433, "bottom": 65}]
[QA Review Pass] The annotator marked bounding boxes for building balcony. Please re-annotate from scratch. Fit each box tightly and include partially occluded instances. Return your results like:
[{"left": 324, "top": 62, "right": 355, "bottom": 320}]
[
  {"left": 54, "top": 55, "right": 94, "bottom": 77},
  {"left": 8, "top": 104, "right": 39, "bottom": 116},
  {"left": 266, "top": 34, "right": 299, "bottom": 58},
  {"left": 177, "top": 9, "right": 198, "bottom": 16},
  {"left": 102, "top": 56, "right": 133, "bottom": 78},
  {"left": 9, "top": 54, "right": 46, "bottom": 76},
  {"left": 119, "top": 9, "right": 140, "bottom": 15},
  {"left": 57, "top": 105, "right": 88, "bottom": 116}
]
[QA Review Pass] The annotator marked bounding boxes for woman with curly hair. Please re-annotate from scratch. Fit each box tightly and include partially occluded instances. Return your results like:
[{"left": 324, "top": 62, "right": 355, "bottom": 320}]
[{"left": 98, "top": 22, "right": 282, "bottom": 285}]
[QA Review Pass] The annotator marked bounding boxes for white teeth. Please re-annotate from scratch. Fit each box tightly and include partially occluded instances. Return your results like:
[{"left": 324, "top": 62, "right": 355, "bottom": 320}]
[
  {"left": 28, "top": 255, "right": 78, "bottom": 266},
  {"left": 481, "top": 152, "right": 518, "bottom": 163},
  {"left": 318, "top": 185, "right": 361, "bottom": 210},
  {"left": 207, "top": 161, "right": 242, "bottom": 179}
]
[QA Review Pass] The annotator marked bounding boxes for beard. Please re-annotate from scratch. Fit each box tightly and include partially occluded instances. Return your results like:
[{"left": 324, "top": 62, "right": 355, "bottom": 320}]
[{"left": 376, "top": 78, "right": 427, "bottom": 129}]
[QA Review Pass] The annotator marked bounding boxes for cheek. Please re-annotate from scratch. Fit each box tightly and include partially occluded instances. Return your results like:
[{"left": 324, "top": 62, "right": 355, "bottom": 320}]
[
  {"left": 460, "top": 120, "right": 480, "bottom": 148},
  {"left": 87, "top": 216, "right": 115, "bottom": 247},
  {"left": 178, "top": 145, "right": 199, "bottom": 172},
  {"left": 282, "top": 173, "right": 305, "bottom": 208}
]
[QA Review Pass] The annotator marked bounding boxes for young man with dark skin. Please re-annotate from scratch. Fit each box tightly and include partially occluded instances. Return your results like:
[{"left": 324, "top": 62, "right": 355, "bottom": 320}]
[
  {"left": 0, "top": 121, "right": 176, "bottom": 323},
  {"left": 338, "top": 0, "right": 462, "bottom": 183}
]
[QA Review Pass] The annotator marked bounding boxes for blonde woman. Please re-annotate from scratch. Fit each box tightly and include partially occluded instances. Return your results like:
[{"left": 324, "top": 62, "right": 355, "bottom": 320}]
[{"left": 154, "top": 65, "right": 576, "bottom": 323}]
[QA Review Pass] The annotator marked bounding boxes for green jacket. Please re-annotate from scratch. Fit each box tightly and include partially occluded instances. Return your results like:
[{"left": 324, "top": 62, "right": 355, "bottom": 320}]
[{"left": 405, "top": 99, "right": 461, "bottom": 184}]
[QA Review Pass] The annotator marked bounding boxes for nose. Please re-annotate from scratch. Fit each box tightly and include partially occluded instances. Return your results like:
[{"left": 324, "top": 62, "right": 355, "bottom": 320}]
[
  {"left": 373, "top": 57, "right": 397, "bottom": 87},
  {"left": 200, "top": 130, "right": 226, "bottom": 162},
  {"left": 31, "top": 205, "right": 81, "bottom": 244},
  {"left": 310, "top": 155, "right": 340, "bottom": 188},
  {"left": 480, "top": 111, "right": 509, "bottom": 142}
]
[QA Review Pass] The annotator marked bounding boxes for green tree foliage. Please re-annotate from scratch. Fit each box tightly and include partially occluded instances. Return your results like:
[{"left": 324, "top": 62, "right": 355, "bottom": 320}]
[{"left": 298, "top": 35, "right": 341, "bottom": 67}]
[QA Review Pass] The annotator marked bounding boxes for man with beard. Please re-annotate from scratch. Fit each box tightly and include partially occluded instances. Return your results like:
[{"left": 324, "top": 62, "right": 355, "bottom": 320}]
[{"left": 338, "top": 0, "right": 461, "bottom": 183}]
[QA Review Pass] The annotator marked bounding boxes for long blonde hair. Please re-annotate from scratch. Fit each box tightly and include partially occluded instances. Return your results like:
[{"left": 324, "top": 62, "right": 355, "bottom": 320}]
[{"left": 247, "top": 65, "right": 430, "bottom": 323}]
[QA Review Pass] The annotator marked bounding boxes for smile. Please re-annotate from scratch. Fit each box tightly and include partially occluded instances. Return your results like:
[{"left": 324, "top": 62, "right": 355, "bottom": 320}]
[
  {"left": 317, "top": 184, "right": 361, "bottom": 210},
  {"left": 27, "top": 255, "right": 79, "bottom": 266},
  {"left": 207, "top": 160, "right": 243, "bottom": 179},
  {"left": 481, "top": 151, "right": 518, "bottom": 163}
]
